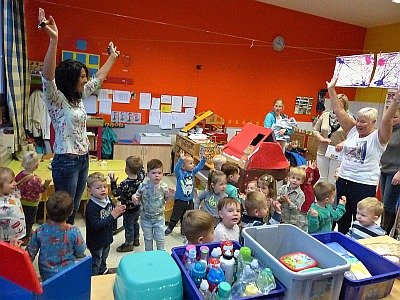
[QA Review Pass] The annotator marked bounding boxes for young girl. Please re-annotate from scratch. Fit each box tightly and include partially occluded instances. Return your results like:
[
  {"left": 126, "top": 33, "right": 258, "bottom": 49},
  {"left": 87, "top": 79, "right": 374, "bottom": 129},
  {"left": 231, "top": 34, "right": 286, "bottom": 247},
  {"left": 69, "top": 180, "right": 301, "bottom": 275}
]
[
  {"left": 16, "top": 152, "right": 52, "bottom": 241},
  {"left": 257, "top": 174, "right": 281, "bottom": 222},
  {"left": 26, "top": 191, "right": 86, "bottom": 281},
  {"left": 194, "top": 170, "right": 227, "bottom": 226},
  {"left": 245, "top": 180, "right": 257, "bottom": 194},
  {"left": 214, "top": 197, "right": 241, "bottom": 242},
  {"left": 0, "top": 167, "right": 26, "bottom": 243}
]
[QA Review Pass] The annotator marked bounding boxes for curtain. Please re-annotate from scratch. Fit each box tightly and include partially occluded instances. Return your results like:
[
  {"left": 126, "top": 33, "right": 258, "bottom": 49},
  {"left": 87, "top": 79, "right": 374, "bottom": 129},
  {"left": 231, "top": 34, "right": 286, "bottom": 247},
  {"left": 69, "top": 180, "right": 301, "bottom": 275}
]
[{"left": 3, "top": 0, "right": 30, "bottom": 151}]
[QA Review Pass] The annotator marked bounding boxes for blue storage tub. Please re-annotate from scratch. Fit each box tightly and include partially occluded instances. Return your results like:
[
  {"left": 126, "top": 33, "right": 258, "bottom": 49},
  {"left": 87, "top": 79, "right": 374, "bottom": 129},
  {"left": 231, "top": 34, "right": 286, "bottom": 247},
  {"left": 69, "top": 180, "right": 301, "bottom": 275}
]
[
  {"left": 171, "top": 241, "right": 286, "bottom": 300},
  {"left": 312, "top": 232, "right": 400, "bottom": 300}
]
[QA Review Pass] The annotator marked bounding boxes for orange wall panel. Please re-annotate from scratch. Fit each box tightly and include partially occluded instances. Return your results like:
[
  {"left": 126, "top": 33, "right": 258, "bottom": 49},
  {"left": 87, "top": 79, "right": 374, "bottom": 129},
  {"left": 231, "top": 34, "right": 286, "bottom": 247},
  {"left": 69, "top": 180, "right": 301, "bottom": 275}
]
[{"left": 24, "top": 0, "right": 366, "bottom": 125}]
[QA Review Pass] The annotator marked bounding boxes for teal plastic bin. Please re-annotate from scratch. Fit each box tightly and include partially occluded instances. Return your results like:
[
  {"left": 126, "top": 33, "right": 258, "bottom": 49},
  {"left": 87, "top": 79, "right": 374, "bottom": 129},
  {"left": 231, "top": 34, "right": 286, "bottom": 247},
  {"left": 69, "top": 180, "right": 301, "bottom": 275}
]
[
  {"left": 114, "top": 250, "right": 183, "bottom": 300},
  {"left": 242, "top": 224, "right": 350, "bottom": 300}
]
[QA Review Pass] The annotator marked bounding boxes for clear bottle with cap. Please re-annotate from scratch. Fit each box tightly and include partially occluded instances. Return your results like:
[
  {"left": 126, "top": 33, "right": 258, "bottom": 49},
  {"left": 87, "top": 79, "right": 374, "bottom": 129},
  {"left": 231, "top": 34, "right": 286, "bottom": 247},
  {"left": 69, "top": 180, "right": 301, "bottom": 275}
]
[
  {"left": 219, "top": 250, "right": 235, "bottom": 285},
  {"left": 199, "top": 279, "right": 212, "bottom": 300},
  {"left": 199, "top": 245, "right": 209, "bottom": 268},
  {"left": 216, "top": 281, "right": 232, "bottom": 300},
  {"left": 184, "top": 248, "right": 197, "bottom": 274},
  {"left": 256, "top": 267, "right": 276, "bottom": 294},
  {"left": 191, "top": 261, "right": 207, "bottom": 288},
  {"left": 236, "top": 246, "right": 252, "bottom": 278},
  {"left": 182, "top": 244, "right": 196, "bottom": 265}
]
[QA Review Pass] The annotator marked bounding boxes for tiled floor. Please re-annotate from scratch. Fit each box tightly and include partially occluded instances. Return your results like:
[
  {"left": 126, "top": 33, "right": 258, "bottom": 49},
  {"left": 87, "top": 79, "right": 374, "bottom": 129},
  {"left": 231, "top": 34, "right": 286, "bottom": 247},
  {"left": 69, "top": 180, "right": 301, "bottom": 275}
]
[{"left": 30, "top": 174, "right": 184, "bottom": 276}]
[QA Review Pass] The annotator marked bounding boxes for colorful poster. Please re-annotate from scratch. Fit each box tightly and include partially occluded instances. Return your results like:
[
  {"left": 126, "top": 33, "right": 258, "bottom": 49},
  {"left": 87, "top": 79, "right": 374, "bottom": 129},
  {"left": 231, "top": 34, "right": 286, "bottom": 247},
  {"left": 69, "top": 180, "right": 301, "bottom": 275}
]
[
  {"left": 333, "top": 54, "right": 375, "bottom": 87},
  {"left": 369, "top": 52, "right": 400, "bottom": 89}
]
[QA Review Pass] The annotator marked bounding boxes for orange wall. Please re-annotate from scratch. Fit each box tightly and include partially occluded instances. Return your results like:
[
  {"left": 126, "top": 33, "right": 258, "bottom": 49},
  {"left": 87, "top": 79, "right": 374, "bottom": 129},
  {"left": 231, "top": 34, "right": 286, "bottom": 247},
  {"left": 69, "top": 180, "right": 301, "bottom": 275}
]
[{"left": 24, "top": 0, "right": 366, "bottom": 126}]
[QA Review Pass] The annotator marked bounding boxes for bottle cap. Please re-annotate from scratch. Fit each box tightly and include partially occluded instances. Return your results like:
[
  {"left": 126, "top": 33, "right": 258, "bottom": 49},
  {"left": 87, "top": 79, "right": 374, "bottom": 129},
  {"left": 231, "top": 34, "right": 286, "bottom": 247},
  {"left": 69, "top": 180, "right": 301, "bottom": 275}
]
[
  {"left": 192, "top": 262, "right": 206, "bottom": 277},
  {"left": 200, "top": 279, "right": 209, "bottom": 291},
  {"left": 200, "top": 245, "right": 209, "bottom": 253},
  {"left": 222, "top": 250, "right": 233, "bottom": 260},
  {"left": 186, "top": 244, "right": 196, "bottom": 252},
  {"left": 207, "top": 267, "right": 225, "bottom": 284},
  {"left": 188, "top": 248, "right": 196, "bottom": 259},
  {"left": 251, "top": 258, "right": 259, "bottom": 269},
  {"left": 217, "top": 282, "right": 231, "bottom": 297},
  {"left": 240, "top": 247, "right": 252, "bottom": 262}
]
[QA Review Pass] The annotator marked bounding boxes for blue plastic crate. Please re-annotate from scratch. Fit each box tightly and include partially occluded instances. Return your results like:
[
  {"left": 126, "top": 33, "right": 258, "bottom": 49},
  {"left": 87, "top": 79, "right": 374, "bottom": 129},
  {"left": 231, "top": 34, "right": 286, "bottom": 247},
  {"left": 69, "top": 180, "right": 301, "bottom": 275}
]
[
  {"left": 171, "top": 241, "right": 286, "bottom": 300},
  {"left": 312, "top": 232, "right": 400, "bottom": 300}
]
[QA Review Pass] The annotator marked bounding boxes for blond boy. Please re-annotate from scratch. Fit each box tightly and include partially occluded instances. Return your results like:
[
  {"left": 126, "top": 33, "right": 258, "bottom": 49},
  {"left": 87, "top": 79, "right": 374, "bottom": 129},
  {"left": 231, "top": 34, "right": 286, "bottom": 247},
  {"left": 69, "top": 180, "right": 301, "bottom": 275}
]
[
  {"left": 308, "top": 182, "right": 346, "bottom": 234},
  {"left": 348, "top": 197, "right": 385, "bottom": 239},
  {"left": 212, "top": 154, "right": 227, "bottom": 171}
]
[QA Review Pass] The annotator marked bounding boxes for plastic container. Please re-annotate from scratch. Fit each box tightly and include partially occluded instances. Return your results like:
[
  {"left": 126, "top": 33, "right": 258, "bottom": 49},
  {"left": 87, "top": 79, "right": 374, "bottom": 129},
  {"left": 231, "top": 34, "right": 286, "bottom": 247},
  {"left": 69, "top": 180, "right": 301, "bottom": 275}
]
[
  {"left": 242, "top": 225, "right": 350, "bottom": 300},
  {"left": 171, "top": 241, "right": 286, "bottom": 300},
  {"left": 312, "top": 231, "right": 400, "bottom": 300},
  {"left": 114, "top": 250, "right": 182, "bottom": 300}
]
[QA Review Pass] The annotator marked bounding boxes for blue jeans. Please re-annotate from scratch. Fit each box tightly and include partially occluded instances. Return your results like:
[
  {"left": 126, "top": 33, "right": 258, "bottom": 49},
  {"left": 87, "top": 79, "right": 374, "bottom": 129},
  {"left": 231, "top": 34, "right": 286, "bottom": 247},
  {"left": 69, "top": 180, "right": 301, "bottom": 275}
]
[
  {"left": 90, "top": 245, "right": 110, "bottom": 275},
  {"left": 140, "top": 214, "right": 165, "bottom": 251},
  {"left": 123, "top": 210, "right": 140, "bottom": 244},
  {"left": 380, "top": 172, "right": 400, "bottom": 213},
  {"left": 52, "top": 153, "right": 89, "bottom": 224}
]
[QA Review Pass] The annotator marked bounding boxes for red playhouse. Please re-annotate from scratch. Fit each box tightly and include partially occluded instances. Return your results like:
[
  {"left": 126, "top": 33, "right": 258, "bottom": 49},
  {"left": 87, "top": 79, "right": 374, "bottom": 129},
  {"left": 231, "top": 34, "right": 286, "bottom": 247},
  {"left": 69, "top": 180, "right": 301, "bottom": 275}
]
[{"left": 222, "top": 123, "right": 290, "bottom": 192}]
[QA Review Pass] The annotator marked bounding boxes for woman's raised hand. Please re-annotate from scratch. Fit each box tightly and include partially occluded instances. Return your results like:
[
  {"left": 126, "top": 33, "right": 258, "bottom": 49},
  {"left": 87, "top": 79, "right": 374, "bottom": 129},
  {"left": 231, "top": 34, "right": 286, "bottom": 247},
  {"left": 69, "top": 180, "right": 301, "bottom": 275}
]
[
  {"left": 326, "top": 76, "right": 338, "bottom": 89},
  {"left": 108, "top": 41, "right": 120, "bottom": 58},
  {"left": 38, "top": 8, "right": 58, "bottom": 40}
]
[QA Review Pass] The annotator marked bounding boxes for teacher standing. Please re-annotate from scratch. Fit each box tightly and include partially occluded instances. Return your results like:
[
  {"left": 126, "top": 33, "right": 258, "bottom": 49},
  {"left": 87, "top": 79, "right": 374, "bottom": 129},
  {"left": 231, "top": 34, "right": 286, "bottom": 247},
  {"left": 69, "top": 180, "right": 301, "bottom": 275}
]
[
  {"left": 327, "top": 77, "right": 400, "bottom": 234},
  {"left": 40, "top": 8, "right": 120, "bottom": 224}
]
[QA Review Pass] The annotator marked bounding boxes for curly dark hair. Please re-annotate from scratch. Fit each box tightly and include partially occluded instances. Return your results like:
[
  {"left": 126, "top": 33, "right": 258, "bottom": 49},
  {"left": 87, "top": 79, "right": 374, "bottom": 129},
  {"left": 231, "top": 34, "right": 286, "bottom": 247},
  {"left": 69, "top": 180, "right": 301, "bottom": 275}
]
[{"left": 55, "top": 59, "right": 89, "bottom": 105}]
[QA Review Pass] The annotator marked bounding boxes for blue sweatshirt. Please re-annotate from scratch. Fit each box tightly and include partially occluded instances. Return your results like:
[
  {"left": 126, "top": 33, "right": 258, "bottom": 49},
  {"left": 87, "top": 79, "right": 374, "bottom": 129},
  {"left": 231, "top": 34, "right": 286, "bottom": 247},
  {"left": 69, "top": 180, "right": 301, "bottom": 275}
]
[{"left": 174, "top": 157, "right": 206, "bottom": 201}]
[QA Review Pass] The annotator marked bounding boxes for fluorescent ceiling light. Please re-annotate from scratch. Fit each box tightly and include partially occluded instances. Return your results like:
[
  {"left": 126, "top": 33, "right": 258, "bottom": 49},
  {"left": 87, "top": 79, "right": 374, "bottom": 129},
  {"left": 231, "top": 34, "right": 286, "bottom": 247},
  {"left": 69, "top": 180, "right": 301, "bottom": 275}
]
[{"left": 393, "top": 0, "right": 400, "bottom": 3}]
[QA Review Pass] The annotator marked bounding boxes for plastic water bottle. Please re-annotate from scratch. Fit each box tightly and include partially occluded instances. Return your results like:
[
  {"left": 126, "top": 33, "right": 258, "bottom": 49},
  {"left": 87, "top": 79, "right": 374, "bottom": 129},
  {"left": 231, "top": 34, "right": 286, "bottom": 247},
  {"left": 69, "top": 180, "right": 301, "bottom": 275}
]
[
  {"left": 207, "top": 267, "right": 225, "bottom": 293},
  {"left": 236, "top": 246, "right": 252, "bottom": 278},
  {"left": 216, "top": 282, "right": 232, "bottom": 300},
  {"left": 219, "top": 250, "right": 235, "bottom": 285},
  {"left": 199, "top": 279, "right": 212, "bottom": 300},
  {"left": 185, "top": 248, "right": 197, "bottom": 274},
  {"left": 256, "top": 268, "right": 276, "bottom": 294},
  {"left": 191, "top": 262, "right": 207, "bottom": 288},
  {"left": 182, "top": 244, "right": 196, "bottom": 265},
  {"left": 199, "top": 245, "right": 209, "bottom": 268}
]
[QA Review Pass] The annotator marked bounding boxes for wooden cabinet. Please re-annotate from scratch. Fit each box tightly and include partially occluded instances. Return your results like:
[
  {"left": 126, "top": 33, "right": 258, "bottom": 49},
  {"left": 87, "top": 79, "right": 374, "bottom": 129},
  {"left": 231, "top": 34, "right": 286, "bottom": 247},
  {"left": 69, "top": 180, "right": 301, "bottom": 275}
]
[
  {"left": 87, "top": 126, "right": 102, "bottom": 159},
  {"left": 113, "top": 143, "right": 172, "bottom": 173}
]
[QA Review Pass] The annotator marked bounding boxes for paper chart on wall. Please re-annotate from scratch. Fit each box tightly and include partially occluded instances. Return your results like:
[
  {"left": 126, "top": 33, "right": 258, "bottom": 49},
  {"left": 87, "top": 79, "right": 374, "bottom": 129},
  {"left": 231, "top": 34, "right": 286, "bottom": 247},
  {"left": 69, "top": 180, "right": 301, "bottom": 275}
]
[
  {"left": 161, "top": 95, "right": 172, "bottom": 104},
  {"left": 160, "top": 113, "right": 173, "bottom": 129},
  {"left": 98, "top": 89, "right": 112, "bottom": 101},
  {"left": 149, "top": 109, "right": 160, "bottom": 125},
  {"left": 98, "top": 99, "right": 112, "bottom": 115},
  {"left": 171, "top": 96, "right": 183, "bottom": 112},
  {"left": 113, "top": 90, "right": 131, "bottom": 103},
  {"left": 183, "top": 96, "right": 197, "bottom": 108},
  {"left": 369, "top": 52, "right": 400, "bottom": 89},
  {"left": 172, "top": 112, "right": 186, "bottom": 128},
  {"left": 151, "top": 97, "right": 160, "bottom": 110},
  {"left": 83, "top": 95, "right": 97, "bottom": 114},
  {"left": 139, "top": 93, "right": 151, "bottom": 109},
  {"left": 333, "top": 54, "right": 375, "bottom": 87}
]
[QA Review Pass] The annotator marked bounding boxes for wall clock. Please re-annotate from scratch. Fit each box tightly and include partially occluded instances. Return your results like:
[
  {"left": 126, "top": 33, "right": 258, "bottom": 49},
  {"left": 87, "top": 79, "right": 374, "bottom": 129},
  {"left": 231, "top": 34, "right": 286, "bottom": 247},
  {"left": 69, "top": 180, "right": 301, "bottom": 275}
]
[{"left": 273, "top": 36, "right": 285, "bottom": 51}]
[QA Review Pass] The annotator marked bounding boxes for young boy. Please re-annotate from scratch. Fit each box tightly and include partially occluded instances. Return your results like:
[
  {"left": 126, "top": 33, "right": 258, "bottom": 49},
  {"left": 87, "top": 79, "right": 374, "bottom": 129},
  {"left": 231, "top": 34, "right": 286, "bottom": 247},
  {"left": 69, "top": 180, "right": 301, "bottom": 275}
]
[
  {"left": 181, "top": 210, "right": 215, "bottom": 245},
  {"left": 212, "top": 154, "right": 227, "bottom": 171},
  {"left": 110, "top": 156, "right": 145, "bottom": 252},
  {"left": 86, "top": 172, "right": 126, "bottom": 276},
  {"left": 348, "top": 197, "right": 385, "bottom": 239},
  {"left": 221, "top": 162, "right": 242, "bottom": 203},
  {"left": 133, "top": 159, "right": 173, "bottom": 251},
  {"left": 308, "top": 182, "right": 346, "bottom": 234},
  {"left": 26, "top": 191, "right": 86, "bottom": 281},
  {"left": 214, "top": 197, "right": 241, "bottom": 242},
  {"left": 165, "top": 150, "right": 207, "bottom": 235},
  {"left": 278, "top": 167, "right": 306, "bottom": 230}
]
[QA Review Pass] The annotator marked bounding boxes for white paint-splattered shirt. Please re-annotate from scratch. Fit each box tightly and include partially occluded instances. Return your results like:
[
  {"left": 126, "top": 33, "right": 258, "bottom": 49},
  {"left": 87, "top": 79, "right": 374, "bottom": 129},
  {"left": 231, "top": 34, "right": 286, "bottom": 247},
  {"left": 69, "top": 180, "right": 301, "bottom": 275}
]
[{"left": 42, "top": 77, "right": 100, "bottom": 155}]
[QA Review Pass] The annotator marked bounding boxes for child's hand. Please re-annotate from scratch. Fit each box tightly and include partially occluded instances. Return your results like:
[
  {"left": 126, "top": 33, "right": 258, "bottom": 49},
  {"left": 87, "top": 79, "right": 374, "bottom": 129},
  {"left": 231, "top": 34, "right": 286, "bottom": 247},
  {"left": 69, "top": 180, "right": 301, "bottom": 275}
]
[
  {"left": 280, "top": 195, "right": 289, "bottom": 203},
  {"left": 309, "top": 209, "right": 318, "bottom": 217},
  {"left": 308, "top": 160, "right": 317, "bottom": 169},
  {"left": 339, "top": 196, "right": 346, "bottom": 205},
  {"left": 272, "top": 200, "right": 281, "bottom": 214},
  {"left": 180, "top": 150, "right": 186, "bottom": 159},
  {"left": 44, "top": 178, "right": 52, "bottom": 188},
  {"left": 111, "top": 204, "right": 126, "bottom": 219},
  {"left": 109, "top": 173, "right": 117, "bottom": 183},
  {"left": 168, "top": 188, "right": 176, "bottom": 199},
  {"left": 132, "top": 194, "right": 141, "bottom": 205},
  {"left": 202, "top": 150, "right": 209, "bottom": 159}
]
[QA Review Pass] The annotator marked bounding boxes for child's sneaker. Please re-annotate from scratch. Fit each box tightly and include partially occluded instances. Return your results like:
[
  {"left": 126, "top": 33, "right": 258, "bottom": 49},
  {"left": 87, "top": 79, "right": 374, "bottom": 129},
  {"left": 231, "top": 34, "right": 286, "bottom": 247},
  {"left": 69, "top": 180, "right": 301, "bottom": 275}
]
[
  {"left": 116, "top": 243, "right": 134, "bottom": 252},
  {"left": 164, "top": 227, "right": 174, "bottom": 235}
]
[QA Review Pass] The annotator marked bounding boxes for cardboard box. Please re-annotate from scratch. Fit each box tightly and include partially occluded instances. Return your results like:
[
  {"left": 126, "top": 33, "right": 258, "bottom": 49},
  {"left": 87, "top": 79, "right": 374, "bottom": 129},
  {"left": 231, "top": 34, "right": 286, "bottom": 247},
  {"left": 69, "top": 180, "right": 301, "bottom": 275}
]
[{"left": 135, "top": 133, "right": 171, "bottom": 145}]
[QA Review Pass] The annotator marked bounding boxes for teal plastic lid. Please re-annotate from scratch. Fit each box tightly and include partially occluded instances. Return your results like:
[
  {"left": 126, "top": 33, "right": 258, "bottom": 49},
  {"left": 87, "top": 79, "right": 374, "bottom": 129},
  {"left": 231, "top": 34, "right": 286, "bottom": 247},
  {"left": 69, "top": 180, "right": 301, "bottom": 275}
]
[
  {"left": 191, "top": 262, "right": 206, "bottom": 277},
  {"left": 218, "top": 282, "right": 231, "bottom": 297}
]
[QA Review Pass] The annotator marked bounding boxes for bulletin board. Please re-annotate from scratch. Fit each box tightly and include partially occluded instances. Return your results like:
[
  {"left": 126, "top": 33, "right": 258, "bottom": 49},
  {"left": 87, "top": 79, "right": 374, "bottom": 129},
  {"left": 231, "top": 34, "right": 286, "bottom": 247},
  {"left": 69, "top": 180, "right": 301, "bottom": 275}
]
[{"left": 62, "top": 50, "right": 100, "bottom": 78}]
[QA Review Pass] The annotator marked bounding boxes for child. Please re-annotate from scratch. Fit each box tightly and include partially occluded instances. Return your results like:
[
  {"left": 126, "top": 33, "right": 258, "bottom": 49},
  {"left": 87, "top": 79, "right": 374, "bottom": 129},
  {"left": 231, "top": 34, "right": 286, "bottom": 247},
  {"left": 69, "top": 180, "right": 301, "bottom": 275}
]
[
  {"left": 110, "top": 156, "right": 145, "bottom": 252},
  {"left": 299, "top": 160, "right": 320, "bottom": 232},
  {"left": 181, "top": 210, "right": 215, "bottom": 245},
  {"left": 257, "top": 174, "right": 278, "bottom": 221},
  {"left": 15, "top": 151, "right": 52, "bottom": 242},
  {"left": 133, "top": 159, "right": 173, "bottom": 251},
  {"left": 26, "top": 191, "right": 86, "bottom": 281},
  {"left": 212, "top": 154, "right": 227, "bottom": 171},
  {"left": 85, "top": 172, "right": 126, "bottom": 275},
  {"left": 241, "top": 191, "right": 281, "bottom": 228},
  {"left": 245, "top": 180, "right": 257, "bottom": 194},
  {"left": 194, "top": 169, "right": 227, "bottom": 226},
  {"left": 348, "top": 197, "right": 385, "bottom": 239},
  {"left": 308, "top": 182, "right": 346, "bottom": 234},
  {"left": 165, "top": 150, "right": 207, "bottom": 235},
  {"left": 0, "top": 167, "right": 26, "bottom": 243},
  {"left": 288, "top": 139, "right": 306, "bottom": 155},
  {"left": 214, "top": 197, "right": 241, "bottom": 242},
  {"left": 278, "top": 167, "right": 306, "bottom": 230},
  {"left": 221, "top": 162, "right": 242, "bottom": 203}
]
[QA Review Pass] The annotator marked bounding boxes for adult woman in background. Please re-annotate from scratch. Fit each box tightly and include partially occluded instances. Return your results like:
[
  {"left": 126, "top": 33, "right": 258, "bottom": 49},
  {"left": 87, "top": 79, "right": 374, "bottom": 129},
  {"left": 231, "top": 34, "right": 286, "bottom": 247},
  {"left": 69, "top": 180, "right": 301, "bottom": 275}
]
[
  {"left": 40, "top": 8, "right": 120, "bottom": 224},
  {"left": 327, "top": 76, "right": 400, "bottom": 234},
  {"left": 313, "top": 94, "right": 350, "bottom": 184},
  {"left": 380, "top": 107, "right": 400, "bottom": 236}
]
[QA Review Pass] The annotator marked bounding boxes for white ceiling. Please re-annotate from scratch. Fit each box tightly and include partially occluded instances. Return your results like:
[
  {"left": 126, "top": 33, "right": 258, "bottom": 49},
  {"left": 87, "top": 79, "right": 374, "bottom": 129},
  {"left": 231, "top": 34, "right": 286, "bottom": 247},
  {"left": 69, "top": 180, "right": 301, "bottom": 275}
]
[{"left": 258, "top": 0, "right": 400, "bottom": 28}]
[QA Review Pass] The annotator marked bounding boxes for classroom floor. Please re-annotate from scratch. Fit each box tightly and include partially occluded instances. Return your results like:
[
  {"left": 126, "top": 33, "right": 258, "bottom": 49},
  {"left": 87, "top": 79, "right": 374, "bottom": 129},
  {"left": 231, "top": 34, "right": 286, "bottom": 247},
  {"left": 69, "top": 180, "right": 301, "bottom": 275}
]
[{"left": 30, "top": 174, "right": 184, "bottom": 278}]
